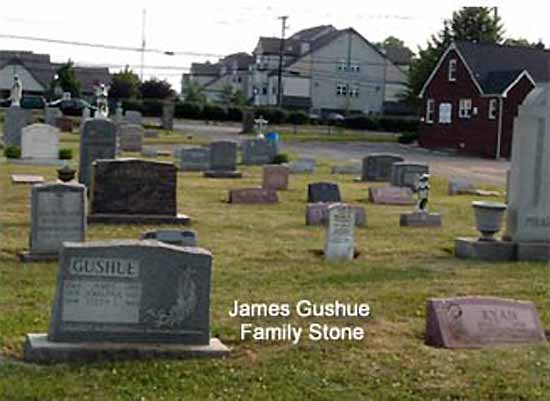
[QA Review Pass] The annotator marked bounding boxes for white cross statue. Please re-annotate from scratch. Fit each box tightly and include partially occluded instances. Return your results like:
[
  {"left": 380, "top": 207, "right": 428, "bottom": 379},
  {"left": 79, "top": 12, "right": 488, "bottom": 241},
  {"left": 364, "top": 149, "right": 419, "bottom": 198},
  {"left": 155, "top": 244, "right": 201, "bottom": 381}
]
[{"left": 254, "top": 116, "right": 269, "bottom": 138}]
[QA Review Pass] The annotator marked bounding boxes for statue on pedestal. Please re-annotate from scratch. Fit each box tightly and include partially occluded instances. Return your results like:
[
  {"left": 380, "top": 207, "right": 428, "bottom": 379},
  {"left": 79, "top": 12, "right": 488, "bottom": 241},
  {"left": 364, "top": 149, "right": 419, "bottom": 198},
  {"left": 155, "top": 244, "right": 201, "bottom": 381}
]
[
  {"left": 10, "top": 75, "right": 23, "bottom": 107},
  {"left": 416, "top": 174, "right": 431, "bottom": 213},
  {"left": 94, "top": 83, "right": 110, "bottom": 119}
]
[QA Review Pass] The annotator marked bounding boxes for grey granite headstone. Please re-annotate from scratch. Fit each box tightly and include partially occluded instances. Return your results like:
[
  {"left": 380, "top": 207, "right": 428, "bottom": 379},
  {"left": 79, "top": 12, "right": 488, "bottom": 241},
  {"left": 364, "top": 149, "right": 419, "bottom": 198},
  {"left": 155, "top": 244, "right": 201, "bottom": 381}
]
[
  {"left": 308, "top": 182, "right": 341, "bottom": 203},
  {"left": 325, "top": 204, "right": 355, "bottom": 262},
  {"left": 362, "top": 154, "right": 404, "bottom": 182},
  {"left": 241, "top": 110, "right": 255, "bottom": 134},
  {"left": 4, "top": 106, "right": 32, "bottom": 147},
  {"left": 426, "top": 297, "right": 546, "bottom": 349},
  {"left": 141, "top": 230, "right": 197, "bottom": 247},
  {"left": 368, "top": 187, "right": 415, "bottom": 205},
  {"left": 242, "top": 139, "right": 277, "bottom": 165},
  {"left": 289, "top": 158, "right": 316, "bottom": 174},
  {"left": 178, "top": 147, "right": 210, "bottom": 171},
  {"left": 125, "top": 110, "right": 143, "bottom": 126},
  {"left": 262, "top": 165, "right": 289, "bottom": 191},
  {"left": 448, "top": 179, "right": 476, "bottom": 195},
  {"left": 23, "top": 240, "right": 229, "bottom": 363},
  {"left": 331, "top": 164, "right": 361, "bottom": 175},
  {"left": 390, "top": 162, "right": 429, "bottom": 191},
  {"left": 162, "top": 102, "right": 175, "bottom": 131},
  {"left": 119, "top": 124, "right": 144, "bottom": 152},
  {"left": 45, "top": 107, "right": 62, "bottom": 126},
  {"left": 204, "top": 141, "right": 241, "bottom": 178},
  {"left": 78, "top": 119, "right": 118, "bottom": 186},
  {"left": 89, "top": 159, "right": 189, "bottom": 225},
  {"left": 228, "top": 188, "right": 278, "bottom": 204},
  {"left": 141, "top": 147, "right": 159, "bottom": 158},
  {"left": 19, "top": 183, "right": 86, "bottom": 262}
]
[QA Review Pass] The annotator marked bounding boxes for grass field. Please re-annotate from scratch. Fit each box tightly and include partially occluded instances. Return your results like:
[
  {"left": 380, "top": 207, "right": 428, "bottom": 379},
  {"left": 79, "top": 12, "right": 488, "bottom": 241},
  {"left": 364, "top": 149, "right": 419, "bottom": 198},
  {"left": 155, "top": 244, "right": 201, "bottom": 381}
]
[{"left": 0, "top": 133, "right": 549, "bottom": 401}]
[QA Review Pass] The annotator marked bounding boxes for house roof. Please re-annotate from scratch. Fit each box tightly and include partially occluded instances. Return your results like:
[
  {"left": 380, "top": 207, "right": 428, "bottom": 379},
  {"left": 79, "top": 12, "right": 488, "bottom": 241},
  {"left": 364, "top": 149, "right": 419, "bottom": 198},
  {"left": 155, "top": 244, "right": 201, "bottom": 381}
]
[
  {"left": 191, "top": 52, "right": 254, "bottom": 78},
  {"left": 220, "top": 52, "right": 254, "bottom": 70},
  {"left": 288, "top": 25, "right": 337, "bottom": 42},
  {"left": 256, "top": 37, "right": 303, "bottom": 56},
  {"left": 73, "top": 66, "right": 111, "bottom": 93},
  {"left": 0, "top": 50, "right": 55, "bottom": 89},
  {"left": 382, "top": 47, "right": 414, "bottom": 66},
  {"left": 190, "top": 62, "right": 220, "bottom": 76}
]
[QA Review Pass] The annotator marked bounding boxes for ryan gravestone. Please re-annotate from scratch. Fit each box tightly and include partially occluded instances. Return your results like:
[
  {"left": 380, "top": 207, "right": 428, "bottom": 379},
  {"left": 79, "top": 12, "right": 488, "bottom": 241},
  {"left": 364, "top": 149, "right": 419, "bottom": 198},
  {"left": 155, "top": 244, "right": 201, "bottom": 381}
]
[
  {"left": 324, "top": 204, "right": 355, "bottom": 262},
  {"left": 78, "top": 119, "right": 118, "bottom": 186},
  {"left": 23, "top": 240, "right": 229, "bottom": 363},
  {"left": 426, "top": 297, "right": 546, "bottom": 349},
  {"left": 362, "top": 154, "right": 404, "bottom": 182},
  {"left": 19, "top": 183, "right": 86, "bottom": 262},
  {"left": 89, "top": 159, "right": 190, "bottom": 225}
]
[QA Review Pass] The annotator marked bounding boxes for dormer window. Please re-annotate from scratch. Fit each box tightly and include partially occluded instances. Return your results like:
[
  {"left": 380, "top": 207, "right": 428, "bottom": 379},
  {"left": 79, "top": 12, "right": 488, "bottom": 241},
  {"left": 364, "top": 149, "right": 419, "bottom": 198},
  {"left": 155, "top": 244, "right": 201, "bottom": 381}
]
[{"left": 448, "top": 59, "right": 457, "bottom": 81}]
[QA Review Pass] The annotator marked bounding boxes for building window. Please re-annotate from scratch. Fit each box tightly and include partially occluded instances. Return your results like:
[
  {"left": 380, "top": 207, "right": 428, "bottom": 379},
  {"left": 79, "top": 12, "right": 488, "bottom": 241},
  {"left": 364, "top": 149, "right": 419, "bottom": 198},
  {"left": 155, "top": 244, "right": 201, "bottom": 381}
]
[
  {"left": 237, "top": 76, "right": 242, "bottom": 83},
  {"left": 459, "top": 99, "right": 472, "bottom": 118},
  {"left": 488, "top": 99, "right": 498, "bottom": 120},
  {"left": 439, "top": 102, "right": 452, "bottom": 124},
  {"left": 350, "top": 65, "right": 360, "bottom": 72},
  {"left": 349, "top": 86, "right": 360, "bottom": 97},
  {"left": 336, "top": 83, "right": 348, "bottom": 96},
  {"left": 425, "top": 99, "right": 435, "bottom": 123},
  {"left": 337, "top": 62, "right": 347, "bottom": 72},
  {"left": 262, "top": 86, "right": 268, "bottom": 95},
  {"left": 448, "top": 59, "right": 457, "bottom": 81}
]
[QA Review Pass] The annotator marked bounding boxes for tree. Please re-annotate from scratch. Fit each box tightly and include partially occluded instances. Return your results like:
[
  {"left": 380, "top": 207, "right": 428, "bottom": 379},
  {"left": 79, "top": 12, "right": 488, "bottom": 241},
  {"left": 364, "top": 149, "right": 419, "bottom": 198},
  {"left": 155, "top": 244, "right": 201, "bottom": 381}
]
[
  {"left": 51, "top": 60, "right": 81, "bottom": 98},
  {"left": 219, "top": 83, "right": 234, "bottom": 106},
  {"left": 231, "top": 89, "right": 248, "bottom": 107},
  {"left": 377, "top": 36, "right": 406, "bottom": 49},
  {"left": 110, "top": 66, "right": 141, "bottom": 99},
  {"left": 503, "top": 38, "right": 545, "bottom": 49},
  {"left": 139, "top": 78, "right": 175, "bottom": 99},
  {"left": 405, "top": 7, "right": 504, "bottom": 106},
  {"left": 182, "top": 80, "right": 206, "bottom": 104}
]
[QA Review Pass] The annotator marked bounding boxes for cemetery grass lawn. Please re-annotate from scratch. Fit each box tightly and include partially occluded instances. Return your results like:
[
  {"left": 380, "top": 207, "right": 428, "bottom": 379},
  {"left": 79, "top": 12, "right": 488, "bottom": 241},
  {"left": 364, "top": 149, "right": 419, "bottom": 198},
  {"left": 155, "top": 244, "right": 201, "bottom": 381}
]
[
  {"left": 60, "top": 130, "right": 210, "bottom": 146},
  {"left": 0, "top": 144, "right": 549, "bottom": 400},
  {"left": 278, "top": 129, "right": 399, "bottom": 143}
]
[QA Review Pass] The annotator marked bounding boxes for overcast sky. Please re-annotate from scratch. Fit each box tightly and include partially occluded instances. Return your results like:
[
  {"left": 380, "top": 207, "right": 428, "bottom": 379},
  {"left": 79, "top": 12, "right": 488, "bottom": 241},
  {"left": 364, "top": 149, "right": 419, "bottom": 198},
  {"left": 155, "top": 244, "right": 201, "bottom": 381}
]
[{"left": 1, "top": 1, "right": 547, "bottom": 92}]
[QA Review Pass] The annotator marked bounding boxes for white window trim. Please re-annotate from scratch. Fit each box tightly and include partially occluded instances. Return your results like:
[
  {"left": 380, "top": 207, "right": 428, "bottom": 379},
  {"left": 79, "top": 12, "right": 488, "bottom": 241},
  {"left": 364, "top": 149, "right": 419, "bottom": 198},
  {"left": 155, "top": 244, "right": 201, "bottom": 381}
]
[
  {"left": 448, "top": 59, "right": 457, "bottom": 82},
  {"left": 426, "top": 99, "right": 435, "bottom": 124},
  {"left": 488, "top": 99, "right": 498, "bottom": 120},
  {"left": 458, "top": 99, "right": 472, "bottom": 119}
]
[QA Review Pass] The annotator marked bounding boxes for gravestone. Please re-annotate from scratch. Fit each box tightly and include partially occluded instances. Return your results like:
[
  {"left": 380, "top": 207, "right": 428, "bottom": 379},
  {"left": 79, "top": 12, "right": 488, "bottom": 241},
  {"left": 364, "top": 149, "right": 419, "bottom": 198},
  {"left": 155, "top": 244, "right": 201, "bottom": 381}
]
[
  {"left": 141, "top": 230, "right": 197, "bottom": 247},
  {"left": 119, "top": 124, "right": 144, "bottom": 152},
  {"left": 228, "top": 188, "right": 278, "bottom": 204},
  {"left": 45, "top": 107, "right": 62, "bottom": 126},
  {"left": 241, "top": 139, "right": 277, "bottom": 165},
  {"left": 507, "top": 83, "right": 550, "bottom": 261},
  {"left": 4, "top": 106, "right": 32, "bottom": 146},
  {"left": 56, "top": 116, "right": 74, "bottom": 133},
  {"left": 141, "top": 147, "right": 159, "bottom": 158},
  {"left": 324, "top": 204, "right": 355, "bottom": 262},
  {"left": 448, "top": 179, "right": 476, "bottom": 195},
  {"left": 425, "top": 297, "right": 546, "bottom": 349},
  {"left": 262, "top": 165, "right": 289, "bottom": 191},
  {"left": 162, "top": 102, "right": 175, "bottom": 131},
  {"left": 144, "top": 130, "right": 159, "bottom": 138},
  {"left": 78, "top": 119, "right": 118, "bottom": 186},
  {"left": 89, "top": 159, "right": 190, "bottom": 225},
  {"left": 307, "top": 203, "right": 366, "bottom": 227},
  {"left": 19, "top": 183, "right": 86, "bottom": 262},
  {"left": 331, "top": 164, "right": 361, "bottom": 175},
  {"left": 308, "top": 182, "right": 341, "bottom": 203},
  {"left": 23, "top": 240, "right": 229, "bottom": 363},
  {"left": 125, "top": 110, "right": 143, "bottom": 126},
  {"left": 390, "top": 162, "right": 429, "bottom": 191},
  {"left": 11, "top": 174, "right": 45, "bottom": 184},
  {"left": 18, "top": 124, "right": 61, "bottom": 165},
  {"left": 362, "top": 154, "right": 404, "bottom": 182},
  {"left": 204, "top": 141, "right": 242, "bottom": 178},
  {"left": 289, "top": 158, "right": 316, "bottom": 174},
  {"left": 368, "top": 187, "right": 415, "bottom": 205},
  {"left": 241, "top": 110, "right": 255, "bottom": 134},
  {"left": 178, "top": 147, "right": 210, "bottom": 171}
]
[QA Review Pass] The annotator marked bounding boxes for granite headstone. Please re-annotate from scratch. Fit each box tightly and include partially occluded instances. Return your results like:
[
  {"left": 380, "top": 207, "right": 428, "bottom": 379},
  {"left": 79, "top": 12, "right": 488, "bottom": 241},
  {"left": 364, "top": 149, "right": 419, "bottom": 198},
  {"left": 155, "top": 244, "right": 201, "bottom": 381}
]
[
  {"left": 368, "top": 187, "right": 415, "bottom": 205},
  {"left": 178, "top": 147, "right": 210, "bottom": 171},
  {"left": 21, "top": 124, "right": 60, "bottom": 160},
  {"left": 362, "top": 154, "right": 404, "bottom": 182},
  {"left": 119, "top": 124, "right": 144, "bottom": 152},
  {"left": 125, "top": 110, "right": 143, "bottom": 126},
  {"left": 289, "top": 158, "right": 316, "bottom": 174},
  {"left": 262, "top": 165, "right": 289, "bottom": 191},
  {"left": 78, "top": 119, "right": 118, "bottom": 186},
  {"left": 228, "top": 188, "right": 278, "bottom": 204},
  {"left": 4, "top": 106, "right": 32, "bottom": 146},
  {"left": 390, "top": 162, "right": 429, "bottom": 191},
  {"left": 324, "top": 204, "right": 355, "bottom": 262},
  {"left": 308, "top": 182, "right": 341, "bottom": 203},
  {"left": 242, "top": 139, "right": 277, "bottom": 165},
  {"left": 307, "top": 203, "right": 366, "bottom": 227},
  {"left": 204, "top": 141, "right": 242, "bottom": 178}
]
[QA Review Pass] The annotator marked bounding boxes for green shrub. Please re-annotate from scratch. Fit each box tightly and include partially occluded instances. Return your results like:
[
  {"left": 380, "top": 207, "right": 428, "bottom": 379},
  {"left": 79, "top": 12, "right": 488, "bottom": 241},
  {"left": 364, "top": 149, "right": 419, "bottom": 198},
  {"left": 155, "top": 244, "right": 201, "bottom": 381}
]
[
  {"left": 287, "top": 110, "right": 309, "bottom": 125},
  {"left": 227, "top": 107, "right": 243, "bottom": 122},
  {"left": 272, "top": 153, "right": 289, "bottom": 164},
  {"left": 59, "top": 148, "right": 73, "bottom": 160},
  {"left": 141, "top": 99, "right": 163, "bottom": 117},
  {"left": 175, "top": 102, "right": 203, "bottom": 119},
  {"left": 255, "top": 107, "right": 288, "bottom": 124},
  {"left": 202, "top": 104, "right": 227, "bottom": 121},
  {"left": 398, "top": 132, "right": 419, "bottom": 144},
  {"left": 4, "top": 145, "right": 21, "bottom": 159},
  {"left": 343, "top": 115, "right": 418, "bottom": 133},
  {"left": 121, "top": 99, "right": 143, "bottom": 114}
]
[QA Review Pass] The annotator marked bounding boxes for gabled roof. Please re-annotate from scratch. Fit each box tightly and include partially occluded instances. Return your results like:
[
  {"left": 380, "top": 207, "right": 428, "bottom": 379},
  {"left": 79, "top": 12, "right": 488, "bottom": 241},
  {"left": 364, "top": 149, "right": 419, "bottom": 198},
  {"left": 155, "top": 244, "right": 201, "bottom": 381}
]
[
  {"left": 220, "top": 52, "right": 254, "bottom": 70},
  {"left": 289, "top": 25, "right": 337, "bottom": 42},
  {"left": 0, "top": 50, "right": 55, "bottom": 89},
  {"left": 382, "top": 47, "right": 414, "bottom": 66},
  {"left": 190, "top": 62, "right": 220, "bottom": 76},
  {"left": 73, "top": 66, "right": 111, "bottom": 93},
  {"left": 419, "top": 41, "right": 550, "bottom": 97},
  {"left": 255, "top": 37, "right": 303, "bottom": 56}
]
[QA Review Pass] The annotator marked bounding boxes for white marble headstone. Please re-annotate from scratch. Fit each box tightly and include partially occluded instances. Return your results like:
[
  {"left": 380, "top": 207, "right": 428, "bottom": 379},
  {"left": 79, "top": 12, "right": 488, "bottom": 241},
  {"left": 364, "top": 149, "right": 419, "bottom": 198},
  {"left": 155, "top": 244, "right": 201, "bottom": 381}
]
[
  {"left": 21, "top": 124, "right": 60, "bottom": 159},
  {"left": 324, "top": 203, "right": 355, "bottom": 262}
]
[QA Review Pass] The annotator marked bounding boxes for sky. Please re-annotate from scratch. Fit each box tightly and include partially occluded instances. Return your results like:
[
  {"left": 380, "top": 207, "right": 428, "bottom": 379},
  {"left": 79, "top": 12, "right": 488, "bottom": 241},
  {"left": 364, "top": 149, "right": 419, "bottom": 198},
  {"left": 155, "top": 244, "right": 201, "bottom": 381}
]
[{"left": 1, "top": 1, "right": 548, "bottom": 93}]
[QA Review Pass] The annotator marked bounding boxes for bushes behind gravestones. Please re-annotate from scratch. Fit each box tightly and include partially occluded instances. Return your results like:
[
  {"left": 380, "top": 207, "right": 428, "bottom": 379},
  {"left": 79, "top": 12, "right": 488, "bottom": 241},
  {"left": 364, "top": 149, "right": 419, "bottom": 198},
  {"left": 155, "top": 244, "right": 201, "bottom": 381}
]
[
  {"left": 255, "top": 107, "right": 288, "bottom": 124},
  {"left": 288, "top": 110, "right": 310, "bottom": 125},
  {"left": 142, "top": 99, "right": 163, "bottom": 117},
  {"left": 59, "top": 148, "right": 73, "bottom": 160},
  {"left": 398, "top": 132, "right": 419, "bottom": 144},
  {"left": 4, "top": 145, "right": 21, "bottom": 159},
  {"left": 201, "top": 104, "right": 227, "bottom": 121},
  {"left": 343, "top": 115, "right": 419, "bottom": 133},
  {"left": 175, "top": 102, "right": 203, "bottom": 119},
  {"left": 227, "top": 107, "right": 243, "bottom": 122}
]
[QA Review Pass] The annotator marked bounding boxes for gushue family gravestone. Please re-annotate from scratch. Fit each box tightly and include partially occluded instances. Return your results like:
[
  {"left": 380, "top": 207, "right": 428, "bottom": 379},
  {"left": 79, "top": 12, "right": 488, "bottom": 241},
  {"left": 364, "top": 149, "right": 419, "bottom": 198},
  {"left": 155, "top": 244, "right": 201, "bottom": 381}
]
[
  {"left": 141, "top": 230, "right": 198, "bottom": 247},
  {"left": 78, "top": 119, "right": 118, "bottom": 186},
  {"left": 308, "top": 182, "right": 341, "bottom": 203},
  {"left": 425, "top": 297, "right": 546, "bottom": 349},
  {"left": 178, "top": 147, "right": 210, "bottom": 172},
  {"left": 362, "top": 154, "right": 404, "bottom": 182},
  {"left": 23, "top": 240, "right": 230, "bottom": 363},
  {"left": 16, "top": 124, "right": 62, "bottom": 166},
  {"left": 119, "top": 124, "right": 144, "bottom": 152},
  {"left": 324, "top": 204, "right": 355, "bottom": 262},
  {"left": 19, "top": 183, "right": 86, "bottom": 262},
  {"left": 390, "top": 162, "right": 429, "bottom": 191},
  {"left": 262, "top": 165, "right": 289, "bottom": 191},
  {"left": 204, "top": 141, "right": 242, "bottom": 178},
  {"left": 242, "top": 139, "right": 277, "bottom": 165},
  {"left": 88, "top": 159, "right": 190, "bottom": 225}
]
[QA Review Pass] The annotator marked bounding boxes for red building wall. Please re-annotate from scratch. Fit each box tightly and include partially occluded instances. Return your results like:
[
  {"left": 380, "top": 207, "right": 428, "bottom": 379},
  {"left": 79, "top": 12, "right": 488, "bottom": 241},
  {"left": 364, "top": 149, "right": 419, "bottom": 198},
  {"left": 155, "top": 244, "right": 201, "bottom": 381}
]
[{"left": 418, "top": 49, "right": 533, "bottom": 159}]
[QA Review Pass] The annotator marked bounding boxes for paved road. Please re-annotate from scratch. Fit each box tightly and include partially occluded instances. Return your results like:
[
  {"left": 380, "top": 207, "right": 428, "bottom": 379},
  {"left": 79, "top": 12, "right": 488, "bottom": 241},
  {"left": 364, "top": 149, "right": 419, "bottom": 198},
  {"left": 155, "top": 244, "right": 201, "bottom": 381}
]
[{"left": 167, "top": 120, "right": 509, "bottom": 187}]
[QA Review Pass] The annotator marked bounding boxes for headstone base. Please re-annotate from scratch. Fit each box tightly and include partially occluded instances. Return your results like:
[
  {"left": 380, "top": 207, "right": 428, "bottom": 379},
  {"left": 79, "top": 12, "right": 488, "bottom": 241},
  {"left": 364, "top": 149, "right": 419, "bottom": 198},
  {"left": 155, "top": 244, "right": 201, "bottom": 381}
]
[
  {"left": 23, "top": 334, "right": 230, "bottom": 364},
  {"left": 17, "top": 251, "right": 59, "bottom": 263},
  {"left": 88, "top": 214, "right": 191, "bottom": 225},
  {"left": 8, "top": 158, "right": 65, "bottom": 167},
  {"left": 400, "top": 212, "right": 442, "bottom": 227},
  {"left": 204, "top": 170, "right": 242, "bottom": 179},
  {"left": 517, "top": 242, "right": 550, "bottom": 262},
  {"left": 455, "top": 237, "right": 516, "bottom": 262}
]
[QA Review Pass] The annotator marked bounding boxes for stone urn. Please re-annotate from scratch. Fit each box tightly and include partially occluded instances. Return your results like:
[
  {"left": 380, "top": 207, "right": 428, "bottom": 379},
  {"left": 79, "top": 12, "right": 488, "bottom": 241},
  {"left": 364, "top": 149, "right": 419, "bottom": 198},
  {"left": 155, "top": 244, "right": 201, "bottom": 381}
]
[
  {"left": 57, "top": 164, "right": 76, "bottom": 183},
  {"left": 472, "top": 201, "right": 507, "bottom": 241}
]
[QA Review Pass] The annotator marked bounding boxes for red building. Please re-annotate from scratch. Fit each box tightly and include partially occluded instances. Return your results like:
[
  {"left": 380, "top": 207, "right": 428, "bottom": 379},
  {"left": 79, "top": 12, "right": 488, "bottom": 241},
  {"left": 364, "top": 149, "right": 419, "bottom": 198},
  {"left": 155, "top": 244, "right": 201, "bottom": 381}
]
[{"left": 418, "top": 41, "right": 550, "bottom": 158}]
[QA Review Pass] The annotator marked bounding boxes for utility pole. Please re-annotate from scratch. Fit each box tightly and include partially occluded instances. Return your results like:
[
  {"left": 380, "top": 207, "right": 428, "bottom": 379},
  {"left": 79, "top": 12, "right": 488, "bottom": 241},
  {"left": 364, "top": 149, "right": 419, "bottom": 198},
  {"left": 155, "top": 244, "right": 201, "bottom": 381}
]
[
  {"left": 277, "top": 15, "right": 289, "bottom": 108},
  {"left": 140, "top": 9, "right": 147, "bottom": 81}
]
